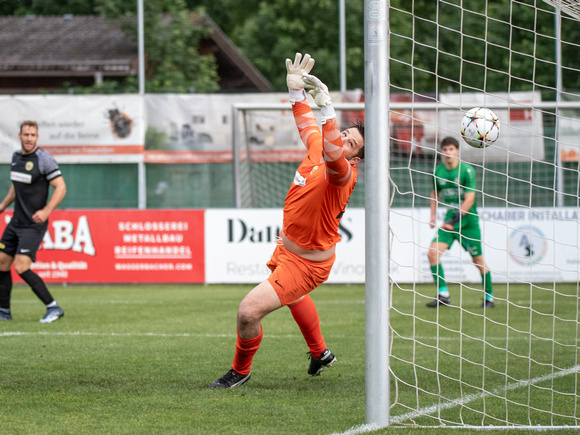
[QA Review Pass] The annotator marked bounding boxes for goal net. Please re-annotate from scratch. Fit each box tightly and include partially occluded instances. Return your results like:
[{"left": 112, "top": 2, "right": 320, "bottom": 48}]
[
  {"left": 385, "top": 0, "right": 580, "bottom": 428},
  {"left": 233, "top": 0, "right": 580, "bottom": 428}
]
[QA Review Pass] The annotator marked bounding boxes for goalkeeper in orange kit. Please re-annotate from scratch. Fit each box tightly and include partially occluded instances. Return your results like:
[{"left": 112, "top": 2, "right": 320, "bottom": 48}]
[{"left": 210, "top": 53, "right": 365, "bottom": 388}]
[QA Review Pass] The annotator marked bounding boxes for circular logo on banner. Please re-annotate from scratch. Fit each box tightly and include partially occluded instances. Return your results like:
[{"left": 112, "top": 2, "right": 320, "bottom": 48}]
[{"left": 507, "top": 225, "right": 547, "bottom": 266}]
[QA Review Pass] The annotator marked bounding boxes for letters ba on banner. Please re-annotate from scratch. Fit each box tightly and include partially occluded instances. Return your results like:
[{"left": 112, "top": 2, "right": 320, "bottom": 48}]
[{"left": 0, "top": 209, "right": 205, "bottom": 283}]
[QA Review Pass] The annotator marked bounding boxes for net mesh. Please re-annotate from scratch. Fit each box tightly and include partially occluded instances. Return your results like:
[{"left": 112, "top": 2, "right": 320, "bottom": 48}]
[{"left": 385, "top": 0, "right": 580, "bottom": 427}]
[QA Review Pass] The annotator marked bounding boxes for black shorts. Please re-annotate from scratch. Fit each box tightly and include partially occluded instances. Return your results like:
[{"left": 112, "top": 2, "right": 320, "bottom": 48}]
[{"left": 0, "top": 221, "right": 48, "bottom": 262}]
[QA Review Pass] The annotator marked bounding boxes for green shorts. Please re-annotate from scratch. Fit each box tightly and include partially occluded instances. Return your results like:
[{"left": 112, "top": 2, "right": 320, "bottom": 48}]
[{"left": 433, "top": 224, "right": 483, "bottom": 258}]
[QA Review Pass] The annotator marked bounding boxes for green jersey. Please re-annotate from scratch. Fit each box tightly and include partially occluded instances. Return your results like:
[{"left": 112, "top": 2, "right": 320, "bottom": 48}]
[{"left": 433, "top": 161, "right": 479, "bottom": 228}]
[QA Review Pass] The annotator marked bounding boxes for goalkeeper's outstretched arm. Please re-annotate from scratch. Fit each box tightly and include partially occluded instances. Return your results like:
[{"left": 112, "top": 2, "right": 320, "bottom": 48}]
[{"left": 303, "top": 73, "right": 353, "bottom": 188}]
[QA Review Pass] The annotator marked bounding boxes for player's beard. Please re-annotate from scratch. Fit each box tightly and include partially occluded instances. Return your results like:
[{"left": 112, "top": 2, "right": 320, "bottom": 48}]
[{"left": 21, "top": 142, "right": 38, "bottom": 154}]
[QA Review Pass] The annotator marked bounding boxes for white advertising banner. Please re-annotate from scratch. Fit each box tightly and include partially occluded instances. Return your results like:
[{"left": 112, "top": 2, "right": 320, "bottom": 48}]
[
  {"left": 140, "top": 91, "right": 354, "bottom": 164},
  {"left": 204, "top": 208, "right": 366, "bottom": 284},
  {"left": 0, "top": 95, "right": 144, "bottom": 163},
  {"left": 143, "top": 93, "right": 341, "bottom": 164},
  {"left": 402, "top": 207, "right": 580, "bottom": 284},
  {"left": 481, "top": 207, "right": 580, "bottom": 283},
  {"left": 0, "top": 91, "right": 547, "bottom": 165},
  {"left": 389, "top": 208, "right": 425, "bottom": 284},
  {"left": 145, "top": 93, "right": 298, "bottom": 152},
  {"left": 205, "top": 209, "right": 280, "bottom": 284},
  {"left": 144, "top": 91, "right": 544, "bottom": 164},
  {"left": 206, "top": 207, "right": 579, "bottom": 285}
]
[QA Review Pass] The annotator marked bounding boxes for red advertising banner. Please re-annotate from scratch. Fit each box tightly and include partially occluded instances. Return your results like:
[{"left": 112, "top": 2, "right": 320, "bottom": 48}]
[{"left": 1, "top": 209, "right": 205, "bottom": 283}]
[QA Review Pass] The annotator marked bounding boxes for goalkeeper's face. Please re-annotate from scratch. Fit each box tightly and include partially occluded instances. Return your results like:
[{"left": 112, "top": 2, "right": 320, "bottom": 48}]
[{"left": 342, "top": 127, "right": 364, "bottom": 164}]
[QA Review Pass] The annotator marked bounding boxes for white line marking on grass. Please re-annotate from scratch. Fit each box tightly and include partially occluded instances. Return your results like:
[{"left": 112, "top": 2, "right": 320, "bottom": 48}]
[
  {"left": 318, "top": 300, "right": 365, "bottom": 305},
  {"left": 331, "top": 365, "right": 580, "bottom": 434},
  {"left": 390, "top": 364, "right": 580, "bottom": 424},
  {"left": 0, "top": 331, "right": 237, "bottom": 338},
  {"left": 329, "top": 424, "right": 381, "bottom": 435},
  {"left": 0, "top": 331, "right": 322, "bottom": 339},
  {"left": 407, "top": 335, "right": 579, "bottom": 343}
]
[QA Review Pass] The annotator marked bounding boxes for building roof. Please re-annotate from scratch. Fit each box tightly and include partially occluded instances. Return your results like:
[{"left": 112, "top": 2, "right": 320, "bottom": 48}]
[
  {"left": 0, "top": 14, "right": 272, "bottom": 92},
  {"left": 0, "top": 15, "right": 137, "bottom": 76}
]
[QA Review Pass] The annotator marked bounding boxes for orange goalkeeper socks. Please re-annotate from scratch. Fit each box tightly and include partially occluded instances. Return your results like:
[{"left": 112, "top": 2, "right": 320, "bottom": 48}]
[
  {"left": 232, "top": 326, "right": 263, "bottom": 376},
  {"left": 288, "top": 295, "right": 327, "bottom": 358}
]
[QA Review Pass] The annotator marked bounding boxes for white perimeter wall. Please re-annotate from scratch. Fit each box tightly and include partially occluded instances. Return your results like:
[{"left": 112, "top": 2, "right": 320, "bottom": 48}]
[{"left": 205, "top": 207, "right": 580, "bottom": 284}]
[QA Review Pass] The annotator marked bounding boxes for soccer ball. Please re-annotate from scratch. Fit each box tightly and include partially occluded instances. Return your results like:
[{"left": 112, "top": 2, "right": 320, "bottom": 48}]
[{"left": 460, "top": 107, "right": 500, "bottom": 148}]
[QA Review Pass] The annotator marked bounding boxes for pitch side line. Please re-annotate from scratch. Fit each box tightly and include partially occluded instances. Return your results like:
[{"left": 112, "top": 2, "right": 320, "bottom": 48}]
[
  {"left": 1, "top": 331, "right": 251, "bottom": 338},
  {"left": 390, "top": 364, "right": 580, "bottom": 423},
  {"left": 2, "top": 331, "right": 573, "bottom": 342},
  {"left": 0, "top": 331, "right": 347, "bottom": 339}
]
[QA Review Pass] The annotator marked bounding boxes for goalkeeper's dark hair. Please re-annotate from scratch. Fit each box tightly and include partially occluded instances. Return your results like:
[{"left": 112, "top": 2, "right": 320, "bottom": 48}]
[{"left": 352, "top": 120, "right": 365, "bottom": 160}]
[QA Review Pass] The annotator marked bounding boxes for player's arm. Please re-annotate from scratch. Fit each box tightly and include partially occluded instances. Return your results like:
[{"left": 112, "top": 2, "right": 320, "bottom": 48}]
[
  {"left": 321, "top": 118, "right": 353, "bottom": 187},
  {"left": 460, "top": 191, "right": 475, "bottom": 213},
  {"left": 303, "top": 73, "right": 353, "bottom": 187},
  {"left": 292, "top": 100, "right": 322, "bottom": 151},
  {"left": 0, "top": 185, "right": 15, "bottom": 214},
  {"left": 442, "top": 164, "right": 478, "bottom": 230},
  {"left": 441, "top": 191, "right": 474, "bottom": 230},
  {"left": 32, "top": 176, "right": 66, "bottom": 224}
]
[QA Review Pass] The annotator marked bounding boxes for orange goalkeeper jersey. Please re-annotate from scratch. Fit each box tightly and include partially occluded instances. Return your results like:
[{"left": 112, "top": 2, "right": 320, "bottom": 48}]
[{"left": 282, "top": 99, "right": 357, "bottom": 251}]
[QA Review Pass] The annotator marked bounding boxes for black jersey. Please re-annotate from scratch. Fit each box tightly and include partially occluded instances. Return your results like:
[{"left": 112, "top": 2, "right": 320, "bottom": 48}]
[{"left": 10, "top": 148, "right": 62, "bottom": 226}]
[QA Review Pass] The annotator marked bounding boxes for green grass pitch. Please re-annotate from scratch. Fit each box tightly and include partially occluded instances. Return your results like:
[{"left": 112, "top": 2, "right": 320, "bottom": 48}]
[{"left": 1, "top": 283, "right": 578, "bottom": 434}]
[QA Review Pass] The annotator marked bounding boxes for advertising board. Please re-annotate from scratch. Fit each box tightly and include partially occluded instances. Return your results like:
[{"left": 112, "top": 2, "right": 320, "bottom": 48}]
[{"left": 1, "top": 209, "right": 205, "bottom": 283}]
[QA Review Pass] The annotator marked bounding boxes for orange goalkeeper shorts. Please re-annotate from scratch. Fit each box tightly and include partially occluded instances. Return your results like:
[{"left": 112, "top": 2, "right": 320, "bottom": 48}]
[{"left": 266, "top": 243, "right": 335, "bottom": 306}]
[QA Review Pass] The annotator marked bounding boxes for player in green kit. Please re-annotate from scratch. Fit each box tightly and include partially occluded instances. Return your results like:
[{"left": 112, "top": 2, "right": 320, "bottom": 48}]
[{"left": 426, "top": 137, "right": 494, "bottom": 308}]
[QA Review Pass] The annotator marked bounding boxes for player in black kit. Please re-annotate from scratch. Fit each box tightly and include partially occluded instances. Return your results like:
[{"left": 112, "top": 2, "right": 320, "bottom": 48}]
[{"left": 0, "top": 121, "right": 67, "bottom": 323}]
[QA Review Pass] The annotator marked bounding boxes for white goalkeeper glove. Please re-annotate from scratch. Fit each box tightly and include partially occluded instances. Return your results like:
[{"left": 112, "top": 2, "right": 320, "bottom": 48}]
[
  {"left": 303, "top": 73, "right": 332, "bottom": 107},
  {"left": 286, "top": 52, "right": 315, "bottom": 91},
  {"left": 303, "top": 73, "right": 335, "bottom": 122}
]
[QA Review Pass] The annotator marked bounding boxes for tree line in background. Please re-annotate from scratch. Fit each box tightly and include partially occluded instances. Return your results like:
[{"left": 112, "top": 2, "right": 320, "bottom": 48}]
[{"left": 1, "top": 0, "right": 579, "bottom": 96}]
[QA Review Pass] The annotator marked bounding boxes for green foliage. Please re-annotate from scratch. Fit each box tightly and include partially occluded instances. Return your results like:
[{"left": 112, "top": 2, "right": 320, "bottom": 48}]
[
  {"left": 3, "top": 0, "right": 580, "bottom": 94},
  {"left": 194, "top": 0, "right": 364, "bottom": 92},
  {"left": 193, "top": 0, "right": 580, "bottom": 94},
  {"left": 390, "top": 0, "right": 580, "bottom": 96},
  {"left": 59, "top": 77, "right": 138, "bottom": 94},
  {"left": 93, "top": 0, "right": 134, "bottom": 18},
  {"left": 0, "top": 0, "right": 97, "bottom": 15},
  {"left": 95, "top": 0, "right": 220, "bottom": 93},
  {"left": 189, "top": 0, "right": 261, "bottom": 39}
]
